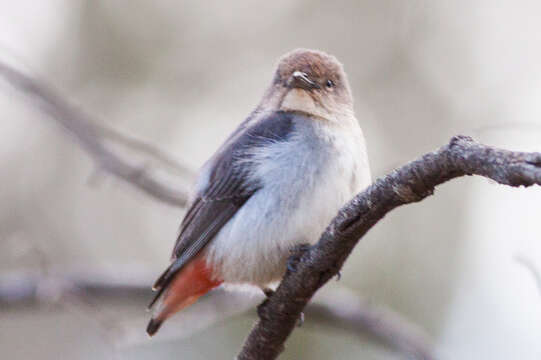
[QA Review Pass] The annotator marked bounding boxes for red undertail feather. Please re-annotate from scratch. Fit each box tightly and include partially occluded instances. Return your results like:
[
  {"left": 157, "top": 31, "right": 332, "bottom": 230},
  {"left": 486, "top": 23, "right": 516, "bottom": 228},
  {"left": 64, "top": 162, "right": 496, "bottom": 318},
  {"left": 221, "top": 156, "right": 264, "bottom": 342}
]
[{"left": 147, "top": 255, "right": 222, "bottom": 336}]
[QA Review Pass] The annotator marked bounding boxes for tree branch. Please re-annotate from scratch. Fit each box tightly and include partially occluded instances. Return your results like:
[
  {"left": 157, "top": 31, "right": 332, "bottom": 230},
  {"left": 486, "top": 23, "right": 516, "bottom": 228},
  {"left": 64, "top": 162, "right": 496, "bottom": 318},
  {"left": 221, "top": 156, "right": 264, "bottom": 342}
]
[
  {"left": 0, "top": 60, "right": 192, "bottom": 207},
  {"left": 0, "top": 269, "right": 435, "bottom": 359},
  {"left": 238, "top": 135, "right": 541, "bottom": 359}
]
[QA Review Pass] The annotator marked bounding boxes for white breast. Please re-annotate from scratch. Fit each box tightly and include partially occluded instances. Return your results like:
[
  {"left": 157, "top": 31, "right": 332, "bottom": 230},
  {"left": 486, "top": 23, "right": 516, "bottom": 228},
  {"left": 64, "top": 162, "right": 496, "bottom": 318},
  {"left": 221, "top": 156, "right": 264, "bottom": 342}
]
[{"left": 206, "top": 118, "right": 371, "bottom": 287}]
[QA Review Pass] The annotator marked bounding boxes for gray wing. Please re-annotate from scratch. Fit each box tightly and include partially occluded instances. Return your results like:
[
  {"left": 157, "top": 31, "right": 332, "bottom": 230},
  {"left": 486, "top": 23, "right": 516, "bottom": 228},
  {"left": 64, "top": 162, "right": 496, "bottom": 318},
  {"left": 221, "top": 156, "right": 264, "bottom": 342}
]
[{"left": 149, "top": 111, "right": 295, "bottom": 307}]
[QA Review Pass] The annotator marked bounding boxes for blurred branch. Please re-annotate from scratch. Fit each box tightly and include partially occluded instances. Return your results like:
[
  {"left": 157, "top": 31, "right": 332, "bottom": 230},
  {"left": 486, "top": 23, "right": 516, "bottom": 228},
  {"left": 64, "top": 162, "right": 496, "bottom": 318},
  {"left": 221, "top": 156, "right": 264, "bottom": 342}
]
[
  {"left": 0, "top": 60, "right": 192, "bottom": 208},
  {"left": 305, "top": 287, "right": 435, "bottom": 360},
  {"left": 238, "top": 136, "right": 541, "bottom": 360},
  {"left": 0, "top": 268, "right": 152, "bottom": 305},
  {"left": 515, "top": 255, "right": 541, "bottom": 296},
  {"left": 94, "top": 121, "right": 194, "bottom": 179},
  {"left": 0, "top": 268, "right": 436, "bottom": 359}
]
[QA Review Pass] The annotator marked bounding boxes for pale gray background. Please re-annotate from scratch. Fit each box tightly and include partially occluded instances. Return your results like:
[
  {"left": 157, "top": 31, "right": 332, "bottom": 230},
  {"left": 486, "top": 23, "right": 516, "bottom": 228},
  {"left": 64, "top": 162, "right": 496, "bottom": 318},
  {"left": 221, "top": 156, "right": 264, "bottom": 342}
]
[{"left": 1, "top": 1, "right": 540, "bottom": 359}]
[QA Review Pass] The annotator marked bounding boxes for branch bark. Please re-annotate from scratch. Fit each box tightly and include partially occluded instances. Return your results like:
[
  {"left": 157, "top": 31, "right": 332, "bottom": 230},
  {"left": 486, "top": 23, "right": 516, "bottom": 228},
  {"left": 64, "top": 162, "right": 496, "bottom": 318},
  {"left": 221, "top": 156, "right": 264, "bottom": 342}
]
[{"left": 238, "top": 136, "right": 541, "bottom": 359}]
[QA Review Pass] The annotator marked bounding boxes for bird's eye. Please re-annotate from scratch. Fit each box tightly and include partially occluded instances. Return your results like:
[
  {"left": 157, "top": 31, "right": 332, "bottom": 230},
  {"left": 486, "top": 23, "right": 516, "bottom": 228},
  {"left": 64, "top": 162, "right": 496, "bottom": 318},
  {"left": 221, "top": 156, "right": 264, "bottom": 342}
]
[{"left": 326, "top": 80, "right": 335, "bottom": 88}]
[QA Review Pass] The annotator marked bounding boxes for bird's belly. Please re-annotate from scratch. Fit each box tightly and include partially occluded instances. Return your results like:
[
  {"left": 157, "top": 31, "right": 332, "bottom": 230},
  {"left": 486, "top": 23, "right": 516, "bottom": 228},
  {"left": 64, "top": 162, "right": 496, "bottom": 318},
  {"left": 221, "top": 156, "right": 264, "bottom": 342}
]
[
  {"left": 207, "top": 184, "right": 353, "bottom": 286},
  {"left": 206, "top": 152, "right": 369, "bottom": 287}
]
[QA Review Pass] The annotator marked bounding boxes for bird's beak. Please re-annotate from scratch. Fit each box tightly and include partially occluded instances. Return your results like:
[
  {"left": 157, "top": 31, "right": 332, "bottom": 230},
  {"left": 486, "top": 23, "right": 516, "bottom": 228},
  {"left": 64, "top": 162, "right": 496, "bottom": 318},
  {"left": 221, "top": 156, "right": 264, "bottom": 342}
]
[{"left": 289, "top": 71, "right": 320, "bottom": 90}]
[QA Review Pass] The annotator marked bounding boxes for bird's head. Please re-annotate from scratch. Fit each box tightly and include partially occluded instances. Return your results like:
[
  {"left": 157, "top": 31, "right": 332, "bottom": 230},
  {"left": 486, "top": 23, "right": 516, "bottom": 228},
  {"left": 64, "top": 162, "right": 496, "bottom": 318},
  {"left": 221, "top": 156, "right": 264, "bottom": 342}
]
[{"left": 260, "top": 49, "right": 354, "bottom": 123}]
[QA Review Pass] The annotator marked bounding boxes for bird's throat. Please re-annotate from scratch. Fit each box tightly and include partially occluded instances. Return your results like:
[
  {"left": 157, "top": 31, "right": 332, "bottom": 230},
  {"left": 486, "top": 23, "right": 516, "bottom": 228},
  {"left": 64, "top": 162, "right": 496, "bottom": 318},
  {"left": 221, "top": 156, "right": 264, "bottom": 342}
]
[{"left": 280, "top": 89, "right": 330, "bottom": 121}]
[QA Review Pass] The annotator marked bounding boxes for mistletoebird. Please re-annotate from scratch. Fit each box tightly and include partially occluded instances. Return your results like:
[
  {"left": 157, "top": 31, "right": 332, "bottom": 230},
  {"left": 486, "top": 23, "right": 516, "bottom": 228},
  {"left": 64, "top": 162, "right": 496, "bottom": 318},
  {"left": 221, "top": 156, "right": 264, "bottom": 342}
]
[{"left": 147, "top": 49, "right": 371, "bottom": 335}]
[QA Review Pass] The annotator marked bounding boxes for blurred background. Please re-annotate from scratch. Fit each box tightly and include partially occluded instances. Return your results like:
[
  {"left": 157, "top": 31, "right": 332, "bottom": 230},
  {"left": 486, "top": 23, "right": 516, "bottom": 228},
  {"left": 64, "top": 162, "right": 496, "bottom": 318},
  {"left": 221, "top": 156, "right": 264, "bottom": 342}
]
[{"left": 1, "top": 1, "right": 541, "bottom": 359}]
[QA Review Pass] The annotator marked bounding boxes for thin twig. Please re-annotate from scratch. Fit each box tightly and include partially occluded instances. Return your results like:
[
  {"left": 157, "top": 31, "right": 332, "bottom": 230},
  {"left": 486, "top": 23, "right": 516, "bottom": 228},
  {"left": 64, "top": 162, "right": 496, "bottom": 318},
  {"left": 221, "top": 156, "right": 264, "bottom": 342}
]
[
  {"left": 238, "top": 136, "right": 541, "bottom": 360},
  {"left": 0, "top": 268, "right": 152, "bottom": 305},
  {"left": 0, "top": 60, "right": 191, "bottom": 207},
  {"left": 94, "top": 121, "right": 194, "bottom": 179}
]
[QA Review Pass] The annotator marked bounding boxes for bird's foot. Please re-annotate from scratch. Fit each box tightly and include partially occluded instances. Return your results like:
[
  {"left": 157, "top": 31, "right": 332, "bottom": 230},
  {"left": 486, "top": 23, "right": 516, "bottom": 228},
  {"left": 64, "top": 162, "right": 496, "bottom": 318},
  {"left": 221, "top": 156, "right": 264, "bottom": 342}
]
[
  {"left": 286, "top": 243, "right": 311, "bottom": 274},
  {"left": 262, "top": 288, "right": 274, "bottom": 298}
]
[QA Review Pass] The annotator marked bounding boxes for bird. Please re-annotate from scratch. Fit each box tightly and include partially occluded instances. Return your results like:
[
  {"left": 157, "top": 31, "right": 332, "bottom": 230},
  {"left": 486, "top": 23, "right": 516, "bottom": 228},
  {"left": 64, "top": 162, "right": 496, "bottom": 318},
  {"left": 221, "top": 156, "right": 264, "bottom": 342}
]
[{"left": 146, "top": 48, "right": 371, "bottom": 336}]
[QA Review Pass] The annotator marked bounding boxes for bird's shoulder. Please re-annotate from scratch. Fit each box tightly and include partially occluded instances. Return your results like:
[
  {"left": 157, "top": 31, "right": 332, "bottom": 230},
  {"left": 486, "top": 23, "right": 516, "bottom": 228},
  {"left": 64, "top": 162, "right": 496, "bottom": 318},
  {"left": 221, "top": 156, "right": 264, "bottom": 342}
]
[
  {"left": 193, "top": 111, "right": 300, "bottom": 196},
  {"left": 170, "top": 111, "right": 299, "bottom": 258}
]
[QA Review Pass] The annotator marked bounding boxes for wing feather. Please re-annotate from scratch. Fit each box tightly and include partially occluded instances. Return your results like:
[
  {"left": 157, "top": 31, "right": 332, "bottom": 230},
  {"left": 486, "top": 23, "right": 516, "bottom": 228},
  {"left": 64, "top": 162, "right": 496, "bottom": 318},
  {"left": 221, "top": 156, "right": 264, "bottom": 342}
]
[{"left": 149, "top": 111, "right": 294, "bottom": 308}]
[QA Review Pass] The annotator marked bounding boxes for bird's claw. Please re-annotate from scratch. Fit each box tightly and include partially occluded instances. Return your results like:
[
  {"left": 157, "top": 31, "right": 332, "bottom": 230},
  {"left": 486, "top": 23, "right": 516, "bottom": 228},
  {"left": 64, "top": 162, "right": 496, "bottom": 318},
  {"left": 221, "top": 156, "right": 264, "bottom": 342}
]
[
  {"left": 286, "top": 243, "right": 311, "bottom": 274},
  {"left": 262, "top": 288, "right": 275, "bottom": 298}
]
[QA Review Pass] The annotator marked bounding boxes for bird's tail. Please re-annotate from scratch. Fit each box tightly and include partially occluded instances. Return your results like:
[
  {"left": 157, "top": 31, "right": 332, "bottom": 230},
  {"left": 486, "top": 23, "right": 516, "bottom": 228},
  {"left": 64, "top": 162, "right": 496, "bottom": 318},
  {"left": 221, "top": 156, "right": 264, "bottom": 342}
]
[
  {"left": 147, "top": 254, "right": 222, "bottom": 336},
  {"left": 146, "top": 318, "right": 164, "bottom": 336}
]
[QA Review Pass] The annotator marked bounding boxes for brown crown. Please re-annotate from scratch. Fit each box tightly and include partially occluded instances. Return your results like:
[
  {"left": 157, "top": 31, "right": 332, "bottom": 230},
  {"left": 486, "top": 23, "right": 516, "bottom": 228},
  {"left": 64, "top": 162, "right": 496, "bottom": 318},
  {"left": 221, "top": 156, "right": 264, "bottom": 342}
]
[{"left": 274, "top": 49, "right": 345, "bottom": 85}]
